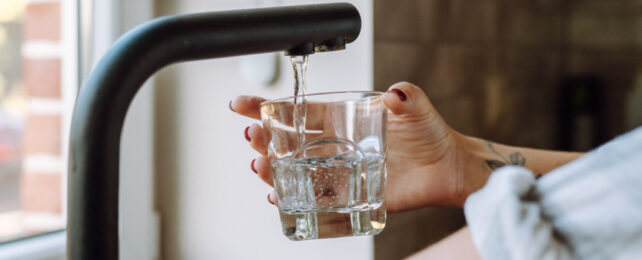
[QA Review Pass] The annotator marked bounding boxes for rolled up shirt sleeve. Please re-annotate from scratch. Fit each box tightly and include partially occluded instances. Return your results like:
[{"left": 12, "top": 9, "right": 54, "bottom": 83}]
[{"left": 464, "top": 127, "right": 642, "bottom": 260}]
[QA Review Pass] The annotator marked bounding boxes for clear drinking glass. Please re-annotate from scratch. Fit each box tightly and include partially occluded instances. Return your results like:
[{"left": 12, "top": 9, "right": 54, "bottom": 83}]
[{"left": 260, "top": 91, "right": 387, "bottom": 240}]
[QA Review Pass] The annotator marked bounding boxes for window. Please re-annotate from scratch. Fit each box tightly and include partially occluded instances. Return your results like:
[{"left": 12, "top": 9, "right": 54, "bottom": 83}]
[{"left": 0, "top": 0, "right": 75, "bottom": 244}]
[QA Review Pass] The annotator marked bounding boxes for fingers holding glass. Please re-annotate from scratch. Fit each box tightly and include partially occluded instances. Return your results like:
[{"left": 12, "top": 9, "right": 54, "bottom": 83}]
[
  {"left": 246, "top": 123, "right": 268, "bottom": 155},
  {"left": 252, "top": 156, "right": 273, "bottom": 187},
  {"left": 230, "top": 95, "right": 265, "bottom": 120}
]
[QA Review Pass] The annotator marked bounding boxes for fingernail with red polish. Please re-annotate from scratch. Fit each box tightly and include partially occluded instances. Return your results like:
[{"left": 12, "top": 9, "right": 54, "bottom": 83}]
[
  {"left": 229, "top": 100, "right": 235, "bottom": 112},
  {"left": 244, "top": 126, "right": 251, "bottom": 141},
  {"left": 251, "top": 159, "right": 257, "bottom": 174},
  {"left": 388, "top": 88, "right": 407, "bottom": 101},
  {"left": 267, "top": 193, "right": 275, "bottom": 205}
]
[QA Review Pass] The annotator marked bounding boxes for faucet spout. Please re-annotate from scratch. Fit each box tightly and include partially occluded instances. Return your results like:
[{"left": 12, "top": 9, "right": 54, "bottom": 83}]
[{"left": 67, "top": 3, "right": 361, "bottom": 259}]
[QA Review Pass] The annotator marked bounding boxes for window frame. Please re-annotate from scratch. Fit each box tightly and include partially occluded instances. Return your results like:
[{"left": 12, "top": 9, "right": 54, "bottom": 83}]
[
  {"left": 0, "top": 0, "right": 78, "bottom": 255},
  {"left": 0, "top": 0, "right": 159, "bottom": 258}
]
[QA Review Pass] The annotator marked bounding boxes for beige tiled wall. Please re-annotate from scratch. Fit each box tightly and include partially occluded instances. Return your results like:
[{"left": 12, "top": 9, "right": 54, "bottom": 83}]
[{"left": 373, "top": 0, "right": 642, "bottom": 259}]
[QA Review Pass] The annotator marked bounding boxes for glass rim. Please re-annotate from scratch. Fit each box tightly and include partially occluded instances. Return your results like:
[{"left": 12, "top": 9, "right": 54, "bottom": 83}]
[{"left": 260, "top": 91, "right": 385, "bottom": 106}]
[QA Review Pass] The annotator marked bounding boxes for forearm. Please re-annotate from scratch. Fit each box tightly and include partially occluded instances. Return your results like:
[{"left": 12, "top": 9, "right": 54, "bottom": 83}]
[
  {"left": 408, "top": 134, "right": 583, "bottom": 258},
  {"left": 452, "top": 132, "right": 584, "bottom": 207},
  {"left": 467, "top": 136, "right": 584, "bottom": 176}
]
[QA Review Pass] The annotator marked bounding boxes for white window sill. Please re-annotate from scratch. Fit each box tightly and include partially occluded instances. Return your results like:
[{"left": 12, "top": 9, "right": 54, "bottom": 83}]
[{"left": 0, "top": 230, "right": 65, "bottom": 260}]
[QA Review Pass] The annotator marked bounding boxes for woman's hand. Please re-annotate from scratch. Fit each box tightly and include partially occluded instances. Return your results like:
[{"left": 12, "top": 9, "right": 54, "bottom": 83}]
[
  {"left": 232, "top": 82, "right": 582, "bottom": 211},
  {"left": 232, "top": 82, "right": 491, "bottom": 211}
]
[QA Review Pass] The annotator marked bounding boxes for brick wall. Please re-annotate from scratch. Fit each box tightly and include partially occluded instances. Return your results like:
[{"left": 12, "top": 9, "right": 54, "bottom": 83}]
[
  {"left": 20, "top": 0, "right": 63, "bottom": 227},
  {"left": 373, "top": 0, "right": 642, "bottom": 259}
]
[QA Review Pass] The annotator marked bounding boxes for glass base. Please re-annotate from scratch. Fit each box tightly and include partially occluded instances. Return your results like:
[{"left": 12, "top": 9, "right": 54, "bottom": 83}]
[{"left": 278, "top": 205, "right": 386, "bottom": 241}]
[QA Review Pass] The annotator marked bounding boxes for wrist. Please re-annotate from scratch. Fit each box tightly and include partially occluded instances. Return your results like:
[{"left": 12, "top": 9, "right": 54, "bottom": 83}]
[{"left": 442, "top": 132, "right": 492, "bottom": 207}]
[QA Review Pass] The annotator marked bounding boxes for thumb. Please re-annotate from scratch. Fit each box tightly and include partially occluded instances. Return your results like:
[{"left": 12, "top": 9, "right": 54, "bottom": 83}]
[{"left": 382, "top": 82, "right": 437, "bottom": 119}]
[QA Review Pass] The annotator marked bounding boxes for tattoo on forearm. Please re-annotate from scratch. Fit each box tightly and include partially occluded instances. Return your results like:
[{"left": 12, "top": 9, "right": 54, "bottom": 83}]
[
  {"left": 484, "top": 141, "right": 526, "bottom": 171},
  {"left": 485, "top": 160, "right": 506, "bottom": 170}
]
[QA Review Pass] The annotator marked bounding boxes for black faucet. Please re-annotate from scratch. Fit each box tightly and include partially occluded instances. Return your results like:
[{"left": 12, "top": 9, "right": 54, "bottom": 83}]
[{"left": 67, "top": 3, "right": 361, "bottom": 259}]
